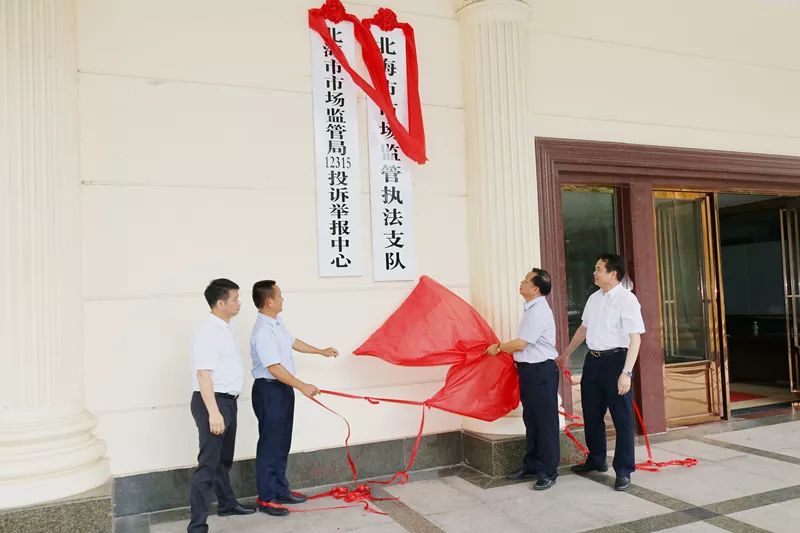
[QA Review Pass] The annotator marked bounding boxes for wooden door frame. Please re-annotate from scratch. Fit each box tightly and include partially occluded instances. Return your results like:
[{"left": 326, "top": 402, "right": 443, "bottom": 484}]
[{"left": 536, "top": 138, "right": 800, "bottom": 433}]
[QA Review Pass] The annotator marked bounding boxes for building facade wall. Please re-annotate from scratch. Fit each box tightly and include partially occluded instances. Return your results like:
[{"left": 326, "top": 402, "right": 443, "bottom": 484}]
[
  {"left": 77, "top": 0, "right": 467, "bottom": 476},
  {"left": 528, "top": 0, "right": 800, "bottom": 156},
  {"left": 74, "top": 0, "right": 800, "bottom": 478}
]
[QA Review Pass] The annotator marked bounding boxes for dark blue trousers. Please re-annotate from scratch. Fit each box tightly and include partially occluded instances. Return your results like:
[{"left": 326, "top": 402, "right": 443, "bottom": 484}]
[
  {"left": 252, "top": 378, "right": 295, "bottom": 501},
  {"left": 518, "top": 359, "right": 560, "bottom": 479},
  {"left": 580, "top": 348, "right": 635, "bottom": 477}
]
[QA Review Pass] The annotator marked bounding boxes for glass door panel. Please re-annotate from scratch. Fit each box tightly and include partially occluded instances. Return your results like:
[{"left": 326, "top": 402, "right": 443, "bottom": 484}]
[
  {"left": 562, "top": 186, "right": 619, "bottom": 374},
  {"left": 656, "top": 194, "right": 713, "bottom": 364},
  {"left": 655, "top": 191, "right": 723, "bottom": 424},
  {"left": 780, "top": 208, "right": 800, "bottom": 392}
]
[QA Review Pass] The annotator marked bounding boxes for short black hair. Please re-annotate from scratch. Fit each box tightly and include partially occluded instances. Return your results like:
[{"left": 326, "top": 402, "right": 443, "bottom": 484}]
[
  {"left": 204, "top": 278, "right": 239, "bottom": 309},
  {"left": 252, "top": 280, "right": 277, "bottom": 309},
  {"left": 531, "top": 268, "right": 552, "bottom": 296},
  {"left": 598, "top": 253, "right": 625, "bottom": 281}
]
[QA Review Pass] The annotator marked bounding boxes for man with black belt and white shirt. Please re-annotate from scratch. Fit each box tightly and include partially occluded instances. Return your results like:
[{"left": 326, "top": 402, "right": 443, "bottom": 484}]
[
  {"left": 487, "top": 268, "right": 560, "bottom": 491},
  {"left": 188, "top": 279, "right": 254, "bottom": 533},
  {"left": 556, "top": 254, "right": 645, "bottom": 491}
]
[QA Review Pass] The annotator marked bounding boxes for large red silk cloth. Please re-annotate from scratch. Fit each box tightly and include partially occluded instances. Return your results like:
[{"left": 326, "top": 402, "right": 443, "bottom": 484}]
[{"left": 354, "top": 276, "right": 520, "bottom": 421}]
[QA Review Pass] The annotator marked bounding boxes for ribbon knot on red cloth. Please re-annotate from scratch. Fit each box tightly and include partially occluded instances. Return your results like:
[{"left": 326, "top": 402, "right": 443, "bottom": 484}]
[
  {"left": 373, "top": 8, "right": 399, "bottom": 31},
  {"left": 320, "top": 0, "right": 346, "bottom": 22}
]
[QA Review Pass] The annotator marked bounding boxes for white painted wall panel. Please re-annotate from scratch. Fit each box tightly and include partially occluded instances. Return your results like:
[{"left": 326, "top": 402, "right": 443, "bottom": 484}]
[
  {"left": 94, "top": 381, "right": 460, "bottom": 475},
  {"left": 530, "top": 33, "right": 800, "bottom": 140},
  {"left": 81, "top": 186, "right": 469, "bottom": 299},
  {"left": 77, "top": 0, "right": 461, "bottom": 108},
  {"left": 79, "top": 74, "right": 465, "bottom": 194},
  {"left": 532, "top": 0, "right": 800, "bottom": 71}
]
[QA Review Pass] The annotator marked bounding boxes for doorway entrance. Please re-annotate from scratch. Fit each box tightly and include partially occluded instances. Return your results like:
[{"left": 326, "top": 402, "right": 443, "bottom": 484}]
[
  {"left": 537, "top": 138, "right": 800, "bottom": 433},
  {"left": 654, "top": 192, "right": 724, "bottom": 425},
  {"left": 718, "top": 194, "right": 800, "bottom": 413}
]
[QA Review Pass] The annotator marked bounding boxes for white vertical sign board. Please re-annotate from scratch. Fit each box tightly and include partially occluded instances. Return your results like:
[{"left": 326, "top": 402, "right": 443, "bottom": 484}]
[
  {"left": 367, "top": 27, "right": 416, "bottom": 281},
  {"left": 310, "top": 22, "right": 363, "bottom": 277}
]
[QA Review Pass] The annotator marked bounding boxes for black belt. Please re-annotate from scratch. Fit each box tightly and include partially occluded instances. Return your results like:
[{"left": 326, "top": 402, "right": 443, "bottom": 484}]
[
  {"left": 588, "top": 347, "right": 627, "bottom": 358},
  {"left": 214, "top": 392, "right": 239, "bottom": 400},
  {"left": 515, "top": 359, "right": 556, "bottom": 367},
  {"left": 256, "top": 377, "right": 280, "bottom": 383}
]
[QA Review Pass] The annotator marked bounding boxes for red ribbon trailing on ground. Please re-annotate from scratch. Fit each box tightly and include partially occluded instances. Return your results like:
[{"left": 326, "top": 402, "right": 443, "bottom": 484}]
[
  {"left": 256, "top": 391, "right": 428, "bottom": 515},
  {"left": 258, "top": 376, "right": 698, "bottom": 515},
  {"left": 257, "top": 276, "right": 696, "bottom": 514},
  {"left": 561, "top": 370, "right": 698, "bottom": 471}
]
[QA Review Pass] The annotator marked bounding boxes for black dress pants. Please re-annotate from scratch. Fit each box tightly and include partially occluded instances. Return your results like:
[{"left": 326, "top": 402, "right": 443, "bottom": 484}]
[
  {"left": 580, "top": 348, "right": 635, "bottom": 477},
  {"left": 188, "top": 392, "right": 238, "bottom": 533},
  {"left": 518, "top": 359, "right": 561, "bottom": 479}
]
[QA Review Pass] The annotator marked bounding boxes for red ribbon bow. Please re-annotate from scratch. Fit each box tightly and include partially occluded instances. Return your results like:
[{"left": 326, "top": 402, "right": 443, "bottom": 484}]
[
  {"left": 372, "top": 8, "right": 399, "bottom": 31},
  {"left": 319, "top": 0, "right": 346, "bottom": 22},
  {"left": 308, "top": 2, "right": 427, "bottom": 164}
]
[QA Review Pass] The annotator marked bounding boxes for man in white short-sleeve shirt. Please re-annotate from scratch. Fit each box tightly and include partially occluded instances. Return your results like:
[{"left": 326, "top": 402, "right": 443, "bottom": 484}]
[
  {"left": 557, "top": 254, "right": 645, "bottom": 492},
  {"left": 486, "top": 268, "right": 560, "bottom": 491},
  {"left": 249, "top": 280, "right": 339, "bottom": 517},
  {"left": 188, "top": 279, "right": 254, "bottom": 533}
]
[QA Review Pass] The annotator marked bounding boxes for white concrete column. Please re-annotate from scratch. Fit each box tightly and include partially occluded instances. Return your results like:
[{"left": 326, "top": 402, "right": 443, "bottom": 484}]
[
  {"left": 455, "top": 0, "right": 546, "bottom": 435},
  {"left": 0, "top": 0, "right": 109, "bottom": 508}
]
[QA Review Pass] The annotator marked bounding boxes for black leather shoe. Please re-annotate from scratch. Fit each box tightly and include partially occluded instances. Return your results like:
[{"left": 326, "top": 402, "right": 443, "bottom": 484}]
[
  {"left": 218, "top": 504, "right": 255, "bottom": 516},
  {"left": 533, "top": 477, "right": 557, "bottom": 491},
  {"left": 571, "top": 462, "right": 609, "bottom": 474},
  {"left": 257, "top": 504, "right": 289, "bottom": 517},
  {"left": 275, "top": 493, "right": 307, "bottom": 504},
  {"left": 505, "top": 468, "right": 536, "bottom": 481},
  {"left": 615, "top": 476, "right": 631, "bottom": 491}
]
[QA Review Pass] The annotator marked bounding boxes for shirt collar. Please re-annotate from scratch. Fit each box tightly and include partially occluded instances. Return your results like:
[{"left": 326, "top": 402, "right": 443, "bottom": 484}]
[
  {"left": 258, "top": 312, "right": 281, "bottom": 326},
  {"left": 209, "top": 314, "right": 230, "bottom": 328},
  {"left": 604, "top": 284, "right": 624, "bottom": 298},
  {"left": 523, "top": 296, "right": 545, "bottom": 311}
]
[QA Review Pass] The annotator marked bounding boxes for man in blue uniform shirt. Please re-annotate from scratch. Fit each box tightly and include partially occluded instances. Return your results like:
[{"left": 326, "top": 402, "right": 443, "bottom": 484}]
[
  {"left": 250, "top": 280, "right": 339, "bottom": 516},
  {"left": 487, "top": 268, "right": 560, "bottom": 490}
]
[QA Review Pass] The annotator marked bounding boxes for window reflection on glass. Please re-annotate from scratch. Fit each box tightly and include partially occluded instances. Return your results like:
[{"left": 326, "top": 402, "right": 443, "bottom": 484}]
[
  {"left": 655, "top": 196, "right": 712, "bottom": 364},
  {"left": 562, "top": 187, "right": 619, "bottom": 373}
]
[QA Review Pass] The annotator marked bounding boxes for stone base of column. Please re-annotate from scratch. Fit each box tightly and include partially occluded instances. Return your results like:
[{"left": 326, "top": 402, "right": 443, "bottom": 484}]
[
  {"left": 462, "top": 405, "right": 526, "bottom": 436},
  {"left": 461, "top": 393, "right": 579, "bottom": 477},
  {"left": 0, "top": 480, "right": 112, "bottom": 533},
  {"left": 461, "top": 395, "right": 567, "bottom": 436},
  {"left": 462, "top": 427, "right": 588, "bottom": 477},
  {"left": 0, "top": 410, "right": 109, "bottom": 509}
]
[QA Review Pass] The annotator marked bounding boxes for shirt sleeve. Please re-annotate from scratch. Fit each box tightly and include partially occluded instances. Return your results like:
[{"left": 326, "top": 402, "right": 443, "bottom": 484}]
[
  {"left": 192, "top": 328, "right": 218, "bottom": 371},
  {"left": 581, "top": 294, "right": 593, "bottom": 328},
  {"left": 254, "top": 327, "right": 282, "bottom": 368},
  {"left": 621, "top": 294, "right": 646, "bottom": 335},
  {"left": 518, "top": 307, "right": 545, "bottom": 345}
]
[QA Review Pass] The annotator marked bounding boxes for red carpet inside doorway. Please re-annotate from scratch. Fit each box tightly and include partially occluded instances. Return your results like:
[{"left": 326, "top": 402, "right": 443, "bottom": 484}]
[{"left": 730, "top": 391, "right": 766, "bottom": 402}]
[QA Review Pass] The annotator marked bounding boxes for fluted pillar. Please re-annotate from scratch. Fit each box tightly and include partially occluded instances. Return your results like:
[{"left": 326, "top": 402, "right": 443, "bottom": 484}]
[
  {"left": 456, "top": 0, "right": 538, "bottom": 340},
  {"left": 0, "top": 0, "right": 109, "bottom": 508},
  {"left": 456, "top": 0, "right": 548, "bottom": 435}
]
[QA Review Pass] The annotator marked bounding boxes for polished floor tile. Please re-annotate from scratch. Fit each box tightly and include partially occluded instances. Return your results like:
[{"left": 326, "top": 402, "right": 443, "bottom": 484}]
[
  {"left": 727, "top": 497, "right": 800, "bottom": 533},
  {"left": 710, "top": 420, "right": 800, "bottom": 458}
]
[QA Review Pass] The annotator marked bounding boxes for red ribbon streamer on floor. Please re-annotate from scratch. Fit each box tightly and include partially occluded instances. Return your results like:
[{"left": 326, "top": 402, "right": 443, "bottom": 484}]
[
  {"left": 562, "top": 370, "right": 698, "bottom": 471},
  {"left": 257, "top": 371, "right": 699, "bottom": 514},
  {"left": 256, "top": 390, "right": 428, "bottom": 515}
]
